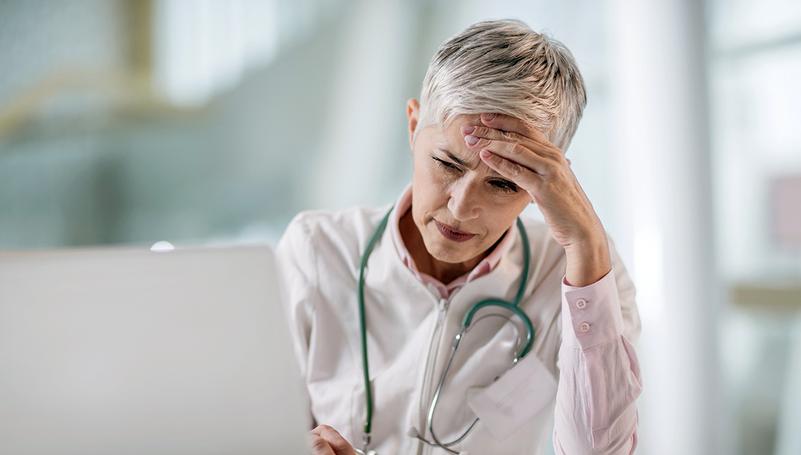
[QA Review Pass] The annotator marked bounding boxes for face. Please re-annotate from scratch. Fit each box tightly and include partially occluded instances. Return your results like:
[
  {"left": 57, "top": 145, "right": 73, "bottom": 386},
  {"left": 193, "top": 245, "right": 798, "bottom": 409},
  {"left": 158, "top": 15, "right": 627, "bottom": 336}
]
[{"left": 406, "top": 99, "right": 531, "bottom": 264}]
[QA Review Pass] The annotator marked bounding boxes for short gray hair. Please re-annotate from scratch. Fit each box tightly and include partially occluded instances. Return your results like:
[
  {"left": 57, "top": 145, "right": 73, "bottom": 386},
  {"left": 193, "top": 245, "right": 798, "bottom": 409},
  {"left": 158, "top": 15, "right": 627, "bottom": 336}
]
[{"left": 417, "top": 19, "right": 587, "bottom": 151}]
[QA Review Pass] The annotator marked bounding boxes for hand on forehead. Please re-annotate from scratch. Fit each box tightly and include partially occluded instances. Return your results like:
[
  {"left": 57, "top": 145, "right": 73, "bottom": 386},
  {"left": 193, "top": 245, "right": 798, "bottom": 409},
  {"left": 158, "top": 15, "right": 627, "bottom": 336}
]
[
  {"left": 441, "top": 113, "right": 547, "bottom": 170},
  {"left": 470, "top": 112, "right": 548, "bottom": 142}
]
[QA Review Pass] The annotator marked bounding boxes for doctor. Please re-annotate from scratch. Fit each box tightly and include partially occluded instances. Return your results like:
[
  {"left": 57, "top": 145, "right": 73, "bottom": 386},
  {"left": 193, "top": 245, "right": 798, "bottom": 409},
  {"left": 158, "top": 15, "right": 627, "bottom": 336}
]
[{"left": 277, "top": 19, "right": 642, "bottom": 455}]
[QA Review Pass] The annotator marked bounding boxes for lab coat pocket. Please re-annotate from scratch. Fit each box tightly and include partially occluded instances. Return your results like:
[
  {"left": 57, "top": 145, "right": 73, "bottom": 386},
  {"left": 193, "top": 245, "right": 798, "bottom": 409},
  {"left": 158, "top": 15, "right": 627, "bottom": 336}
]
[{"left": 466, "top": 352, "right": 557, "bottom": 441}]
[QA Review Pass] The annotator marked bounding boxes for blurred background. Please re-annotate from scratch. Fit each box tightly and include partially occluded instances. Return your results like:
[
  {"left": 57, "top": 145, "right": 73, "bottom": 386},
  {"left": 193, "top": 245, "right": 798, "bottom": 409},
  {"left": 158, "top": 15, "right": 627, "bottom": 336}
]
[{"left": 1, "top": 0, "right": 799, "bottom": 454}]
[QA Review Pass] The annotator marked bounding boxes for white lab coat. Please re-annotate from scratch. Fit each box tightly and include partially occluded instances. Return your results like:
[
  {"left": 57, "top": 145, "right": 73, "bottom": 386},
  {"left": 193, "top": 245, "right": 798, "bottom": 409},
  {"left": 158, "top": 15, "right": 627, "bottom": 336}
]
[{"left": 276, "top": 203, "right": 642, "bottom": 454}]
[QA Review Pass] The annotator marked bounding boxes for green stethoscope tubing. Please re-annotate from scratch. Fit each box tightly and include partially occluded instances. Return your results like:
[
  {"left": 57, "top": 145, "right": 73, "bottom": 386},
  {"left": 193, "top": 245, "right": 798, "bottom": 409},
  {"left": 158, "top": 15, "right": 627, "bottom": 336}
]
[{"left": 356, "top": 205, "right": 533, "bottom": 448}]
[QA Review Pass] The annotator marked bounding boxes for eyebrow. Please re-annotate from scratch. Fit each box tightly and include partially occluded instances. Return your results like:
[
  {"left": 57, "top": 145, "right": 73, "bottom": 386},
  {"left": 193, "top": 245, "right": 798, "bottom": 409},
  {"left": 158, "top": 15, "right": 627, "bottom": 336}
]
[{"left": 440, "top": 149, "right": 470, "bottom": 168}]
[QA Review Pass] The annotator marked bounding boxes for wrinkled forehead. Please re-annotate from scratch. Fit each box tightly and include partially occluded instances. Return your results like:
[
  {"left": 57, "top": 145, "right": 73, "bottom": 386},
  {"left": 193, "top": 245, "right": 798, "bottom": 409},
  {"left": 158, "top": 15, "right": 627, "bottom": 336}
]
[{"left": 427, "top": 114, "right": 487, "bottom": 171}]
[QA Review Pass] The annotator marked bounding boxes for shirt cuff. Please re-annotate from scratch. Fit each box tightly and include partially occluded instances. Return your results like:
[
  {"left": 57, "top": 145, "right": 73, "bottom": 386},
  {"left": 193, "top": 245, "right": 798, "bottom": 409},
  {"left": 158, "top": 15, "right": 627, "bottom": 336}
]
[{"left": 560, "top": 268, "right": 624, "bottom": 350}]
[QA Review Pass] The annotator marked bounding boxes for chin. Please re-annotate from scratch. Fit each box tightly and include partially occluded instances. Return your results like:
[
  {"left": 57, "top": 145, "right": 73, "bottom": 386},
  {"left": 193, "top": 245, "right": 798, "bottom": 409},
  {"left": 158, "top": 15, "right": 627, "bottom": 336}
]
[
  {"left": 424, "top": 234, "right": 480, "bottom": 264},
  {"left": 429, "top": 248, "right": 467, "bottom": 264}
]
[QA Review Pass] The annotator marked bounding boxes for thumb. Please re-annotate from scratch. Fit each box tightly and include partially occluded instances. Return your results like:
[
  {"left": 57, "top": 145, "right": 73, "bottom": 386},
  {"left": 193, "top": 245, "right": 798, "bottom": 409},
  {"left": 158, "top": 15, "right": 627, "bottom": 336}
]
[{"left": 309, "top": 432, "right": 337, "bottom": 455}]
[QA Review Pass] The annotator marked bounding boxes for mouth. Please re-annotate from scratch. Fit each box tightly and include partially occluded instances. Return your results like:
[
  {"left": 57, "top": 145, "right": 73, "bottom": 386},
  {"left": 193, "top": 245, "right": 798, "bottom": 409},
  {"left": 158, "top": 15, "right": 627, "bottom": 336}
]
[{"left": 434, "top": 220, "right": 476, "bottom": 242}]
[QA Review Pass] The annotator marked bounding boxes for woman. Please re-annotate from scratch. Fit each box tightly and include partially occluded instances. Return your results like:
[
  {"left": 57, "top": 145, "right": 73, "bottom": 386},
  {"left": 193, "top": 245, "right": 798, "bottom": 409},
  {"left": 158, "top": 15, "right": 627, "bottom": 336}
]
[{"left": 277, "top": 19, "right": 642, "bottom": 455}]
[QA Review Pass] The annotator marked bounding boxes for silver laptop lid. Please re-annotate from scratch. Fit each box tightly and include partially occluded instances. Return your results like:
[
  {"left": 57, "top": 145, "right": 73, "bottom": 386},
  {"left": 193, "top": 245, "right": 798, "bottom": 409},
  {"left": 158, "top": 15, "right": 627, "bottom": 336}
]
[{"left": 0, "top": 244, "right": 309, "bottom": 455}]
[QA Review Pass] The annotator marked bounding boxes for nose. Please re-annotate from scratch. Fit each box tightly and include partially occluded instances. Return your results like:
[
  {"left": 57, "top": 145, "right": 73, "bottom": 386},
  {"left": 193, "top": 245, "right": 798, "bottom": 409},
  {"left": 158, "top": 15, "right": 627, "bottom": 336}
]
[{"left": 447, "top": 179, "right": 481, "bottom": 222}]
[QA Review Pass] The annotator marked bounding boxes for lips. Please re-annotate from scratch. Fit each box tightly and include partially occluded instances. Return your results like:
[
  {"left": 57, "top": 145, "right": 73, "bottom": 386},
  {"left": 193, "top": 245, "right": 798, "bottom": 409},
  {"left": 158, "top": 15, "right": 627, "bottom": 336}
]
[{"left": 434, "top": 220, "right": 476, "bottom": 242}]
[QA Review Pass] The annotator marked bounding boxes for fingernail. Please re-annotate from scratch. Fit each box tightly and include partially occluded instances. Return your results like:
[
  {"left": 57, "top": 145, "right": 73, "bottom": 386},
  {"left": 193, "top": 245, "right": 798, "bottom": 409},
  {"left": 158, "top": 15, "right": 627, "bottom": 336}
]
[
  {"left": 461, "top": 125, "right": 475, "bottom": 135},
  {"left": 480, "top": 149, "right": 493, "bottom": 159},
  {"left": 465, "top": 135, "right": 479, "bottom": 145},
  {"left": 482, "top": 113, "right": 497, "bottom": 121}
]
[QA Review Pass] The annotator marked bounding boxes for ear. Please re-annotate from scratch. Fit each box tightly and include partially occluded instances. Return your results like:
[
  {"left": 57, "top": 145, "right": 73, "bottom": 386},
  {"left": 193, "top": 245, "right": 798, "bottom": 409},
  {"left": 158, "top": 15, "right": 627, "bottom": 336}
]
[{"left": 406, "top": 98, "right": 420, "bottom": 148}]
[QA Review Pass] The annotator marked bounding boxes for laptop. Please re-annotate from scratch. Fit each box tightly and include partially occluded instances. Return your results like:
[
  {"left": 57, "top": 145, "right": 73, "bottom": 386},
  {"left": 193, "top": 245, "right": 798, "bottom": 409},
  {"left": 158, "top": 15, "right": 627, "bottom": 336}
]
[{"left": 0, "top": 244, "right": 310, "bottom": 454}]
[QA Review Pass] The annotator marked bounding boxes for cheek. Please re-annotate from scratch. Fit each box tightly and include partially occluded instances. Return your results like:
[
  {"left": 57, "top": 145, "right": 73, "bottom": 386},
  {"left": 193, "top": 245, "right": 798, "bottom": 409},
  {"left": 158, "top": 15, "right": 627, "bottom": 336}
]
[
  {"left": 482, "top": 208, "right": 508, "bottom": 233},
  {"left": 419, "top": 163, "right": 453, "bottom": 188},
  {"left": 414, "top": 163, "right": 453, "bottom": 201},
  {"left": 481, "top": 197, "right": 527, "bottom": 232}
]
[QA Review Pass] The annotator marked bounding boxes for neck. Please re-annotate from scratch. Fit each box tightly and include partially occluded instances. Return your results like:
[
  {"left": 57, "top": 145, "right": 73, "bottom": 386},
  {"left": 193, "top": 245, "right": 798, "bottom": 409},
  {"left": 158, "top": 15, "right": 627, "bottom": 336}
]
[{"left": 399, "top": 209, "right": 488, "bottom": 285}]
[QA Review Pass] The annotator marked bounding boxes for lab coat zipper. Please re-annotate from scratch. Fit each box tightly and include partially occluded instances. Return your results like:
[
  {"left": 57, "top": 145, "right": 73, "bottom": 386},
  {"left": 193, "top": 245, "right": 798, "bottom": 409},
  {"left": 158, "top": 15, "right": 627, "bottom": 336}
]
[{"left": 416, "top": 295, "right": 451, "bottom": 455}]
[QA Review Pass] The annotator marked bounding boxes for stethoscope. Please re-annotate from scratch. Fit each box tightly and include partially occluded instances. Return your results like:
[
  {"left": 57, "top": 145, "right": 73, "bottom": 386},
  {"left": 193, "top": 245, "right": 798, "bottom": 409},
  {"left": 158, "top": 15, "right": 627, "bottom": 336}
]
[{"left": 355, "top": 206, "right": 534, "bottom": 455}]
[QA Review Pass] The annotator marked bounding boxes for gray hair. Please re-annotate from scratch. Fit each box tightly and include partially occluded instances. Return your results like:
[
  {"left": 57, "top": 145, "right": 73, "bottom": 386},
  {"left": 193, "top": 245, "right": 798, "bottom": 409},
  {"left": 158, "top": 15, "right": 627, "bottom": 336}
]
[{"left": 417, "top": 19, "right": 587, "bottom": 151}]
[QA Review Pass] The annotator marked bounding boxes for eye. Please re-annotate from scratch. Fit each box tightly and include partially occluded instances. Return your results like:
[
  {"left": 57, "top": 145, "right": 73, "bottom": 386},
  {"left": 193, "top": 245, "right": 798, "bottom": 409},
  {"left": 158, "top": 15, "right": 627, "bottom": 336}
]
[
  {"left": 490, "top": 179, "right": 518, "bottom": 193},
  {"left": 432, "top": 156, "right": 462, "bottom": 173}
]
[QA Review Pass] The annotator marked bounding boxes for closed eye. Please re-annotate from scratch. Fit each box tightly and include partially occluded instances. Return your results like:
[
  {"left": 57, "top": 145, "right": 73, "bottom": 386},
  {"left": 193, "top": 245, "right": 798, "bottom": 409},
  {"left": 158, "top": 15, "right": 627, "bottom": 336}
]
[
  {"left": 433, "top": 155, "right": 517, "bottom": 193},
  {"left": 432, "top": 156, "right": 462, "bottom": 172},
  {"left": 490, "top": 179, "right": 519, "bottom": 193}
]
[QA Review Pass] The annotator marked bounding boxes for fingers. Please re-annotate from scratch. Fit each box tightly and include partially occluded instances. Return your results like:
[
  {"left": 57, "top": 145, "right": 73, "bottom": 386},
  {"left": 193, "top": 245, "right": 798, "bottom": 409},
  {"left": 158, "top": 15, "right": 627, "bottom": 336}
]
[
  {"left": 479, "top": 149, "right": 541, "bottom": 187},
  {"left": 309, "top": 432, "right": 337, "bottom": 455},
  {"left": 311, "top": 425, "right": 356, "bottom": 455},
  {"left": 464, "top": 118, "right": 565, "bottom": 171},
  {"left": 480, "top": 112, "right": 549, "bottom": 143},
  {"left": 462, "top": 123, "right": 524, "bottom": 145},
  {"left": 463, "top": 125, "right": 556, "bottom": 177},
  {"left": 484, "top": 140, "right": 553, "bottom": 176}
]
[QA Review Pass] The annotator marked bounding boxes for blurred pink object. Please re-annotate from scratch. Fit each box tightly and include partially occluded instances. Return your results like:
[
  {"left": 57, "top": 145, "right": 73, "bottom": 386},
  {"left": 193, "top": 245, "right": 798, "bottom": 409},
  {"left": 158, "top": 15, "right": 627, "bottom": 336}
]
[{"left": 771, "top": 174, "right": 801, "bottom": 249}]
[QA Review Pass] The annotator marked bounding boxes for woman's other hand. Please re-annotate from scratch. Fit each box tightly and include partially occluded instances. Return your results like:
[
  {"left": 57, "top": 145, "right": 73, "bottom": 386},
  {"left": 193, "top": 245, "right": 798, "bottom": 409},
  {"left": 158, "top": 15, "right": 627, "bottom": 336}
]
[{"left": 309, "top": 424, "right": 356, "bottom": 455}]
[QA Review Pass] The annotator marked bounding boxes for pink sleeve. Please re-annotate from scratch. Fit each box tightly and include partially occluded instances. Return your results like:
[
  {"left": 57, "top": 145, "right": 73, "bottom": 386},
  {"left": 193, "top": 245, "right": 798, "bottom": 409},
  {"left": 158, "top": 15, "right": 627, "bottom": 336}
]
[{"left": 553, "top": 268, "right": 642, "bottom": 454}]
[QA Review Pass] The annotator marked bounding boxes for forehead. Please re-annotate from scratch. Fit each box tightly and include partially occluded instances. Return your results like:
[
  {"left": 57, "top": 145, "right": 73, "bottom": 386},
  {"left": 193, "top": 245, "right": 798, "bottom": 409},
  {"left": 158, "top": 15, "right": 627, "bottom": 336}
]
[{"left": 429, "top": 114, "right": 497, "bottom": 173}]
